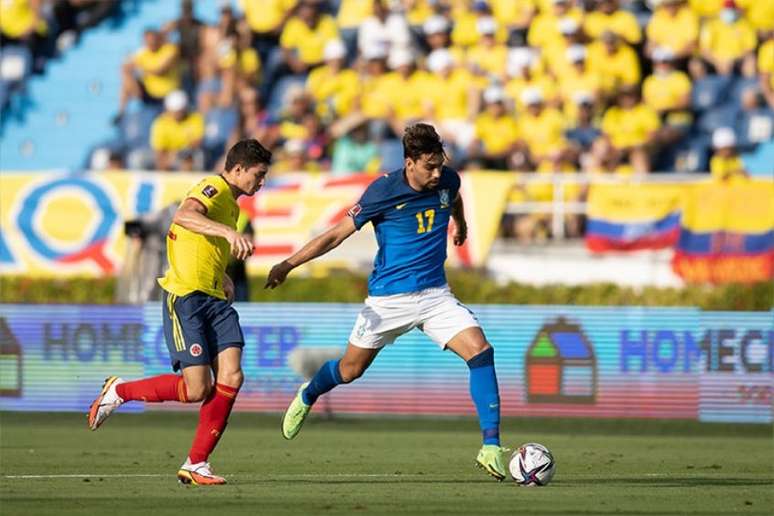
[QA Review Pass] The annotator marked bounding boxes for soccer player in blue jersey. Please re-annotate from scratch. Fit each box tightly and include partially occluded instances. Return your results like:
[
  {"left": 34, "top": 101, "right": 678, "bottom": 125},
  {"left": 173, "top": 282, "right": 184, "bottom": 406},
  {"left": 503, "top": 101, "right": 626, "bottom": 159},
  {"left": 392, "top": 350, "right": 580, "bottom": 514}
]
[{"left": 265, "top": 123, "right": 508, "bottom": 480}]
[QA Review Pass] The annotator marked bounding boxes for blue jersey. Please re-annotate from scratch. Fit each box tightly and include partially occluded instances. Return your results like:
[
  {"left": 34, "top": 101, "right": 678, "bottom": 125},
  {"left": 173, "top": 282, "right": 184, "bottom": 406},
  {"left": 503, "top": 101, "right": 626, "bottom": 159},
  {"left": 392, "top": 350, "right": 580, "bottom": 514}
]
[{"left": 348, "top": 166, "right": 461, "bottom": 296}]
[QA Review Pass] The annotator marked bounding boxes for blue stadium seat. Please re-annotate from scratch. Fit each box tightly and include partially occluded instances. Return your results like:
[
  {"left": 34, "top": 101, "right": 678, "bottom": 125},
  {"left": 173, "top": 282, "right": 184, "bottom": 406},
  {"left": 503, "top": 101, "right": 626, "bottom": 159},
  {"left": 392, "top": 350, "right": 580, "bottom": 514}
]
[
  {"left": 692, "top": 74, "right": 732, "bottom": 112},
  {"left": 0, "top": 45, "right": 33, "bottom": 83},
  {"left": 671, "top": 133, "right": 710, "bottom": 173},
  {"left": 120, "top": 104, "right": 162, "bottom": 150},
  {"left": 742, "top": 140, "right": 774, "bottom": 177},
  {"left": 203, "top": 106, "right": 238, "bottom": 168},
  {"left": 729, "top": 76, "right": 759, "bottom": 106},
  {"left": 696, "top": 103, "right": 739, "bottom": 135},
  {"left": 735, "top": 108, "right": 774, "bottom": 149}
]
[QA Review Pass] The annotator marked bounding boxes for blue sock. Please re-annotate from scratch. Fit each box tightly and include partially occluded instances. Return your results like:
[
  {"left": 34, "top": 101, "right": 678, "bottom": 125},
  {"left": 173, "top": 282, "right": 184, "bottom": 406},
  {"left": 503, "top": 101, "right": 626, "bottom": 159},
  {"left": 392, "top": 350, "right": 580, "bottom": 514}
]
[
  {"left": 302, "top": 359, "right": 343, "bottom": 405},
  {"left": 467, "top": 347, "right": 501, "bottom": 446}
]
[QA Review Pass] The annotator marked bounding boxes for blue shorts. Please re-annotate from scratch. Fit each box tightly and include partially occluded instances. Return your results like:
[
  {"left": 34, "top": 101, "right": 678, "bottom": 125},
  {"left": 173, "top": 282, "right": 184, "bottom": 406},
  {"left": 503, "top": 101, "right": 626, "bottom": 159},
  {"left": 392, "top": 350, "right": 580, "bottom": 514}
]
[{"left": 162, "top": 291, "right": 244, "bottom": 372}]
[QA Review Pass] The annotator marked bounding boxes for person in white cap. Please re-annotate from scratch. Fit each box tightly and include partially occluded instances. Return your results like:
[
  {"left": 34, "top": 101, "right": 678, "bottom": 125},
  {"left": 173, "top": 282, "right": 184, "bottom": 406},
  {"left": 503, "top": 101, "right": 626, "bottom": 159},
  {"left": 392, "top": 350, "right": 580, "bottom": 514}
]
[
  {"left": 557, "top": 44, "right": 603, "bottom": 107},
  {"left": 544, "top": 16, "right": 585, "bottom": 77},
  {"left": 504, "top": 47, "right": 559, "bottom": 113},
  {"left": 699, "top": 0, "right": 757, "bottom": 76},
  {"left": 383, "top": 48, "right": 431, "bottom": 127},
  {"left": 150, "top": 89, "right": 205, "bottom": 171},
  {"left": 422, "top": 14, "right": 466, "bottom": 64},
  {"left": 710, "top": 127, "right": 747, "bottom": 181},
  {"left": 358, "top": 41, "right": 393, "bottom": 120},
  {"left": 516, "top": 86, "right": 569, "bottom": 168},
  {"left": 528, "top": 0, "right": 583, "bottom": 50},
  {"left": 469, "top": 85, "right": 520, "bottom": 169},
  {"left": 306, "top": 39, "right": 360, "bottom": 120},
  {"left": 357, "top": 0, "right": 412, "bottom": 58},
  {"left": 424, "top": 48, "right": 478, "bottom": 155},
  {"left": 466, "top": 16, "right": 509, "bottom": 77}
]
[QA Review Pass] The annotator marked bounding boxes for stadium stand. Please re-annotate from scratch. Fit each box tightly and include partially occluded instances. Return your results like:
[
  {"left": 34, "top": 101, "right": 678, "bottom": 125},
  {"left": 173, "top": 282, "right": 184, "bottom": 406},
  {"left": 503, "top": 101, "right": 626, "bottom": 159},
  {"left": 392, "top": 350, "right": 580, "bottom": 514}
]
[{"left": 1, "top": 0, "right": 772, "bottom": 181}]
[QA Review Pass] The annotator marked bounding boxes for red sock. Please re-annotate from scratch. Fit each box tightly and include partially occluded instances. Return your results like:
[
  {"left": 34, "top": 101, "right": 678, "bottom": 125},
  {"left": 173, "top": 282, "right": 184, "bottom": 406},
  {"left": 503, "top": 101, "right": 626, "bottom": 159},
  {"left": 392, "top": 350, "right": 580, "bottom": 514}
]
[
  {"left": 188, "top": 383, "right": 239, "bottom": 464},
  {"left": 115, "top": 374, "right": 188, "bottom": 403}
]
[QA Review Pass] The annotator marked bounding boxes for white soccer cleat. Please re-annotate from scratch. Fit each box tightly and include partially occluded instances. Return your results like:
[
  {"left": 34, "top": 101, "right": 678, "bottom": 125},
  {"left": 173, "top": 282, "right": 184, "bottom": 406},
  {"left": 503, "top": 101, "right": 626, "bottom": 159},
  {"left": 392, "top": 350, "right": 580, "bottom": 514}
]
[
  {"left": 177, "top": 458, "right": 227, "bottom": 485},
  {"left": 87, "top": 376, "right": 125, "bottom": 430}
]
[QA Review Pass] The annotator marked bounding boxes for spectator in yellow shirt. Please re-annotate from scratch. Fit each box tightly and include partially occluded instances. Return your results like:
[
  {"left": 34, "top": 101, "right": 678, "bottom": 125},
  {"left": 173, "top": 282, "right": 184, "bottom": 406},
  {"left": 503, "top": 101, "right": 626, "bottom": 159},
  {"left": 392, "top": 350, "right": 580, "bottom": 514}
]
[
  {"left": 646, "top": 0, "right": 699, "bottom": 61},
  {"left": 118, "top": 29, "right": 180, "bottom": 119},
  {"left": 517, "top": 87, "right": 569, "bottom": 167},
  {"left": 469, "top": 86, "right": 521, "bottom": 169},
  {"left": 240, "top": 0, "right": 297, "bottom": 62},
  {"left": 278, "top": 1, "right": 339, "bottom": 73},
  {"left": 542, "top": 16, "right": 586, "bottom": 78},
  {"left": 490, "top": 0, "right": 536, "bottom": 45},
  {"left": 710, "top": 127, "right": 747, "bottom": 180},
  {"left": 642, "top": 47, "right": 693, "bottom": 133},
  {"left": 383, "top": 48, "right": 433, "bottom": 129},
  {"left": 0, "top": 0, "right": 48, "bottom": 67},
  {"left": 150, "top": 90, "right": 205, "bottom": 171},
  {"left": 424, "top": 49, "right": 479, "bottom": 152},
  {"left": 588, "top": 31, "right": 641, "bottom": 98},
  {"left": 601, "top": 85, "right": 662, "bottom": 172},
  {"left": 557, "top": 45, "right": 604, "bottom": 109},
  {"left": 466, "top": 17, "right": 510, "bottom": 78},
  {"left": 451, "top": 1, "right": 509, "bottom": 48},
  {"left": 505, "top": 47, "right": 559, "bottom": 112},
  {"left": 306, "top": 39, "right": 360, "bottom": 121},
  {"left": 528, "top": 0, "right": 584, "bottom": 50},
  {"left": 357, "top": 43, "right": 393, "bottom": 120},
  {"left": 218, "top": 28, "right": 262, "bottom": 97},
  {"left": 699, "top": 0, "right": 757, "bottom": 75},
  {"left": 759, "top": 33, "right": 774, "bottom": 108},
  {"left": 584, "top": 0, "right": 641, "bottom": 45},
  {"left": 422, "top": 14, "right": 467, "bottom": 64}
]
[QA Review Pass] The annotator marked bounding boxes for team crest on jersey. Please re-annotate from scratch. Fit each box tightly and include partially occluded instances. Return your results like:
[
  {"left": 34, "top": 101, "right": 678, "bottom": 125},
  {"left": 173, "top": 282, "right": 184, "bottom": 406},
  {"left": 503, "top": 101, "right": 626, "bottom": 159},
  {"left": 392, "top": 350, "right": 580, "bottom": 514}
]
[
  {"left": 190, "top": 344, "right": 203, "bottom": 357},
  {"left": 439, "top": 189, "right": 450, "bottom": 208},
  {"left": 202, "top": 185, "right": 218, "bottom": 198},
  {"left": 347, "top": 203, "right": 362, "bottom": 217}
]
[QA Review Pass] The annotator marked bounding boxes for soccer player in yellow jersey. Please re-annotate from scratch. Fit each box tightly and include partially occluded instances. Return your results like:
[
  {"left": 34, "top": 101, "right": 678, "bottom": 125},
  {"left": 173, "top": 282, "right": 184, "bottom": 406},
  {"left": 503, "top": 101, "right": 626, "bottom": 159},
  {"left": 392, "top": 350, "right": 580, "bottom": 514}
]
[{"left": 88, "top": 140, "right": 272, "bottom": 486}]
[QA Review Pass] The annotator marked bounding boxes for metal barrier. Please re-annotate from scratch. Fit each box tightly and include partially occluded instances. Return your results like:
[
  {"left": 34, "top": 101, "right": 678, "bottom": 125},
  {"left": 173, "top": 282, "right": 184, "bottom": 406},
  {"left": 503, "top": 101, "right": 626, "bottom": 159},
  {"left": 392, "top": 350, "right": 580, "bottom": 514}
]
[{"left": 503, "top": 172, "right": 708, "bottom": 239}]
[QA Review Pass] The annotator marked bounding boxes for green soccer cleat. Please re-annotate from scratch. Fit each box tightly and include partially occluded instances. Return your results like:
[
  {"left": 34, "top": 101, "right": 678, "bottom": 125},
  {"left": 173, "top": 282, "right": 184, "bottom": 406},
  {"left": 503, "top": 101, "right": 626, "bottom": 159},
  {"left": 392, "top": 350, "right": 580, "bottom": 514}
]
[
  {"left": 281, "top": 382, "right": 311, "bottom": 440},
  {"left": 476, "top": 444, "right": 509, "bottom": 481}
]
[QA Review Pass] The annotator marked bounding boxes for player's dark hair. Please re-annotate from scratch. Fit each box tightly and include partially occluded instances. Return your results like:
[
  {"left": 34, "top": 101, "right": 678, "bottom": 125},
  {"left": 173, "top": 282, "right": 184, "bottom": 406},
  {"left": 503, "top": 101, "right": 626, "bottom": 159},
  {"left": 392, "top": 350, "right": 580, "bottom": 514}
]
[
  {"left": 402, "top": 123, "right": 446, "bottom": 161},
  {"left": 225, "top": 139, "right": 272, "bottom": 171}
]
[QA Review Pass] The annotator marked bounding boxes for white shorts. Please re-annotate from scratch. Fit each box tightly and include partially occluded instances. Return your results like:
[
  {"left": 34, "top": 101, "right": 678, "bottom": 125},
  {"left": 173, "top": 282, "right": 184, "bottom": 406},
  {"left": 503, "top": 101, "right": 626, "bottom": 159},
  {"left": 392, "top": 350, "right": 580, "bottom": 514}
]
[{"left": 348, "top": 284, "right": 481, "bottom": 349}]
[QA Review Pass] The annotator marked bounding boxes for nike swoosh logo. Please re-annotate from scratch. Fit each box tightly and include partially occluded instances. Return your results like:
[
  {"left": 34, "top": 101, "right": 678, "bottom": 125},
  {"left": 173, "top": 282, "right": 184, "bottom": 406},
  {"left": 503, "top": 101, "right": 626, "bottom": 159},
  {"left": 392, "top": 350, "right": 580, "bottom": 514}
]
[{"left": 396, "top": 203, "right": 408, "bottom": 210}]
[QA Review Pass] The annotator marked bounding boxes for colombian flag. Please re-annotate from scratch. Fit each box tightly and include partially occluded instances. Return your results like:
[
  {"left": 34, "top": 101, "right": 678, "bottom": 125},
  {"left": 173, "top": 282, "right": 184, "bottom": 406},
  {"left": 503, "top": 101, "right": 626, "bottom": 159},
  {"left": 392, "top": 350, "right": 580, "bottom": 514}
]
[
  {"left": 672, "top": 179, "right": 774, "bottom": 284},
  {"left": 585, "top": 183, "right": 682, "bottom": 252}
]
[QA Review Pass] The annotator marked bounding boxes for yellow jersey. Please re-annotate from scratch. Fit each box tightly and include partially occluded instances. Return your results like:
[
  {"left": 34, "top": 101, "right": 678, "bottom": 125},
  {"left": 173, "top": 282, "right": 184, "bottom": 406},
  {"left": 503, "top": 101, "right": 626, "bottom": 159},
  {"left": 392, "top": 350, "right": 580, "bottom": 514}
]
[
  {"left": 646, "top": 6, "right": 699, "bottom": 55},
  {"left": 759, "top": 40, "right": 774, "bottom": 91},
  {"left": 159, "top": 175, "right": 239, "bottom": 300},
  {"left": 0, "top": 0, "right": 47, "bottom": 38},
  {"left": 474, "top": 112, "right": 520, "bottom": 155},
  {"left": 699, "top": 17, "right": 757, "bottom": 62},
  {"left": 134, "top": 43, "right": 180, "bottom": 99},
  {"left": 602, "top": 103, "right": 661, "bottom": 149},
  {"left": 642, "top": 70, "right": 692, "bottom": 112},
  {"left": 280, "top": 15, "right": 339, "bottom": 65},
  {"left": 710, "top": 155, "right": 746, "bottom": 181},
  {"left": 150, "top": 112, "right": 205, "bottom": 152},
  {"left": 583, "top": 9, "right": 641, "bottom": 44},
  {"left": 240, "top": 0, "right": 298, "bottom": 33}
]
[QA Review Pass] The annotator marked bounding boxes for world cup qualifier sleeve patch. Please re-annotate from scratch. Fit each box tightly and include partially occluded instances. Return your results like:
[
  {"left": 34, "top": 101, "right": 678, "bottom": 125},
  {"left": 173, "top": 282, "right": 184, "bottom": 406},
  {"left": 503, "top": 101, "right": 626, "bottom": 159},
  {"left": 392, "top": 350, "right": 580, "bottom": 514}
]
[
  {"left": 202, "top": 185, "right": 218, "bottom": 198},
  {"left": 347, "top": 204, "right": 362, "bottom": 217}
]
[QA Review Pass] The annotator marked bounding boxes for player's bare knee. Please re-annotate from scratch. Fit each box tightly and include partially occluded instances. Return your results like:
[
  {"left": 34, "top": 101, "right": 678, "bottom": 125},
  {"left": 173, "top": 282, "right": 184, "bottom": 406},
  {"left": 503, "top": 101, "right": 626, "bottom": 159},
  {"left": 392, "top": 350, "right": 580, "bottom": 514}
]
[
  {"left": 219, "top": 369, "right": 244, "bottom": 389},
  {"left": 469, "top": 341, "right": 492, "bottom": 360},
  {"left": 338, "top": 361, "right": 366, "bottom": 383},
  {"left": 185, "top": 382, "right": 212, "bottom": 402}
]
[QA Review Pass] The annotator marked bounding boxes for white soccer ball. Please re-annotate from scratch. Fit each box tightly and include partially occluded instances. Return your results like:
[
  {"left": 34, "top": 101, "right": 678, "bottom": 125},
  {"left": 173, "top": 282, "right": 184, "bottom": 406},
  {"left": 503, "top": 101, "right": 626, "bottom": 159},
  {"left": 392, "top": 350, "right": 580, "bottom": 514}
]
[{"left": 509, "top": 443, "right": 556, "bottom": 486}]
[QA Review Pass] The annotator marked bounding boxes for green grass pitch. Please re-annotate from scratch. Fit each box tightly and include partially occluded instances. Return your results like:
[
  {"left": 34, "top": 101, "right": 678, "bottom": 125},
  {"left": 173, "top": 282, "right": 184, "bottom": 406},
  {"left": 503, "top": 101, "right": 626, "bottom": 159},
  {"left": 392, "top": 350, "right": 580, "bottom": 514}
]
[{"left": 1, "top": 412, "right": 771, "bottom": 515}]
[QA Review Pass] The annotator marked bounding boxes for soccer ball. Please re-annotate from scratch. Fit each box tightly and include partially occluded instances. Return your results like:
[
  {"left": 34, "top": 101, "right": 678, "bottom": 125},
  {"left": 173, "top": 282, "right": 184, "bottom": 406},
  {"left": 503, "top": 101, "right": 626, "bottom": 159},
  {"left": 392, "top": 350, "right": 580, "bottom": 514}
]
[{"left": 509, "top": 443, "right": 556, "bottom": 486}]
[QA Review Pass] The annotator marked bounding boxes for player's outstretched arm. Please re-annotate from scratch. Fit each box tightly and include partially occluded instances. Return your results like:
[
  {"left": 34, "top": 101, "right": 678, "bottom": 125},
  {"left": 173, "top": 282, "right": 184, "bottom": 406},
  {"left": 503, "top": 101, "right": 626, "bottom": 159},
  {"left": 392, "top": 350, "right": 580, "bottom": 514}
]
[
  {"left": 173, "top": 198, "right": 253, "bottom": 260},
  {"left": 265, "top": 216, "right": 357, "bottom": 289},
  {"left": 451, "top": 193, "right": 468, "bottom": 246}
]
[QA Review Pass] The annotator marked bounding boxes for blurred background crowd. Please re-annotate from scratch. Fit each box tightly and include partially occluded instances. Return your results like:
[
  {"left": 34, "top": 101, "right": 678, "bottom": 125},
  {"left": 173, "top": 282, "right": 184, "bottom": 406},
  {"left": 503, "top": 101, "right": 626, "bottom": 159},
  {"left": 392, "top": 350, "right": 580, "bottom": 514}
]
[{"left": 2, "top": 0, "right": 772, "bottom": 182}]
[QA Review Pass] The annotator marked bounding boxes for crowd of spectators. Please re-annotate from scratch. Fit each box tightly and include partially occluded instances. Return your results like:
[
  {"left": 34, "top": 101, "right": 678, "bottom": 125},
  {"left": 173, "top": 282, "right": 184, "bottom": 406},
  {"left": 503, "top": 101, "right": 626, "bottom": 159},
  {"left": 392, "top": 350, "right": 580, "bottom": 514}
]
[{"left": 91, "top": 0, "right": 773, "bottom": 182}]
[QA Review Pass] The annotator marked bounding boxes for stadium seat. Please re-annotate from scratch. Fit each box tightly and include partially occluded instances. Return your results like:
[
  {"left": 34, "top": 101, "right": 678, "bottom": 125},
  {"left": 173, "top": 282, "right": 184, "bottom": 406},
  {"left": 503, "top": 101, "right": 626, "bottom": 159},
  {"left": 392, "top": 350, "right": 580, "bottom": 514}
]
[
  {"left": 691, "top": 74, "right": 732, "bottom": 112},
  {"left": 742, "top": 140, "right": 774, "bottom": 176},
  {"left": 696, "top": 104, "right": 739, "bottom": 135},
  {"left": 203, "top": 106, "right": 238, "bottom": 168},
  {"left": 671, "top": 133, "right": 710, "bottom": 173},
  {"left": 735, "top": 109, "right": 774, "bottom": 149},
  {"left": 729, "top": 76, "right": 760, "bottom": 106},
  {"left": 120, "top": 104, "right": 162, "bottom": 150},
  {"left": 0, "top": 45, "right": 33, "bottom": 84}
]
